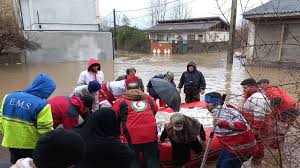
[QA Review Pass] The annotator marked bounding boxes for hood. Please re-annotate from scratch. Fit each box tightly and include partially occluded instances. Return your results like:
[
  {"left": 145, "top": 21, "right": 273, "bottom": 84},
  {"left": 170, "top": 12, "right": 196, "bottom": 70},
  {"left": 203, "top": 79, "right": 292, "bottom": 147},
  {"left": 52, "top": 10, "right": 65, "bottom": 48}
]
[
  {"left": 75, "top": 108, "right": 119, "bottom": 138},
  {"left": 88, "top": 58, "right": 101, "bottom": 71},
  {"left": 70, "top": 96, "right": 84, "bottom": 113},
  {"left": 23, "top": 73, "right": 56, "bottom": 99},
  {"left": 187, "top": 61, "right": 197, "bottom": 71},
  {"left": 123, "top": 89, "right": 147, "bottom": 101}
]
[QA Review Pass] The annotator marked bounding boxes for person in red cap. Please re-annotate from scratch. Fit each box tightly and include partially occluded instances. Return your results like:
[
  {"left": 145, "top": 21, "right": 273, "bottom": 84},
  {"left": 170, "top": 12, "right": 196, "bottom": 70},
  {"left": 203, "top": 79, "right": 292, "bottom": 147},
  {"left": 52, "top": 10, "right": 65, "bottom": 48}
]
[
  {"left": 48, "top": 95, "right": 94, "bottom": 129},
  {"left": 77, "top": 58, "right": 104, "bottom": 86},
  {"left": 112, "top": 81, "right": 160, "bottom": 168},
  {"left": 99, "top": 75, "right": 138, "bottom": 108}
]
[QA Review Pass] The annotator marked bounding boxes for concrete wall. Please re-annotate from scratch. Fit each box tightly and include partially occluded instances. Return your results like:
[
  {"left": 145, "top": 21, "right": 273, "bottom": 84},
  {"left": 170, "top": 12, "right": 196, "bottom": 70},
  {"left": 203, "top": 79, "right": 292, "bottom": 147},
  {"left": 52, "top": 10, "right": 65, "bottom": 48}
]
[
  {"left": 247, "top": 19, "right": 300, "bottom": 63},
  {"left": 25, "top": 31, "right": 113, "bottom": 63},
  {"left": 20, "top": 0, "right": 99, "bottom": 31}
]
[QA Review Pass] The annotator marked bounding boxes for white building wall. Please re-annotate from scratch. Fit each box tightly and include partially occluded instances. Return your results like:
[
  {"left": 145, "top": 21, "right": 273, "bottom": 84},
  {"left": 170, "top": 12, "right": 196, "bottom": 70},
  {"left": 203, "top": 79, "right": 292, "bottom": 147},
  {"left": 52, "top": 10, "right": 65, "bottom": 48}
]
[
  {"left": 205, "top": 31, "right": 229, "bottom": 42},
  {"left": 149, "top": 31, "right": 228, "bottom": 42},
  {"left": 20, "top": 0, "right": 99, "bottom": 31}
]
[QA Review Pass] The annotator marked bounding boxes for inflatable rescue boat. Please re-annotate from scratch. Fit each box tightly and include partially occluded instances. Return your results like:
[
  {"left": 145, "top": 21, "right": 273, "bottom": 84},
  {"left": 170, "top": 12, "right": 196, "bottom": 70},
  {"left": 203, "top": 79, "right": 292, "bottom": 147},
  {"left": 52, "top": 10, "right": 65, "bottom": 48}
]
[{"left": 156, "top": 101, "right": 222, "bottom": 168}]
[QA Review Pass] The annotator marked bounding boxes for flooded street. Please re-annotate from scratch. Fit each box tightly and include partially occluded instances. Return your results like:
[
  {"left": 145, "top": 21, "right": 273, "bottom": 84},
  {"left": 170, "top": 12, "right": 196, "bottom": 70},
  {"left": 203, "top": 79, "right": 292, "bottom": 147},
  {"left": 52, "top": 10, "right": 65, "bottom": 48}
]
[{"left": 0, "top": 51, "right": 300, "bottom": 166}]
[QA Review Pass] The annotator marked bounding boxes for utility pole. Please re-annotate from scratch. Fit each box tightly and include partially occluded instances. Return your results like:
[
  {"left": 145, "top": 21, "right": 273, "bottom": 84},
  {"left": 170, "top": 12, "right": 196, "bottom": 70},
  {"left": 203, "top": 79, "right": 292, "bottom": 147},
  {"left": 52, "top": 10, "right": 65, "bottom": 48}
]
[
  {"left": 227, "top": 0, "right": 237, "bottom": 64},
  {"left": 113, "top": 9, "right": 118, "bottom": 51}
]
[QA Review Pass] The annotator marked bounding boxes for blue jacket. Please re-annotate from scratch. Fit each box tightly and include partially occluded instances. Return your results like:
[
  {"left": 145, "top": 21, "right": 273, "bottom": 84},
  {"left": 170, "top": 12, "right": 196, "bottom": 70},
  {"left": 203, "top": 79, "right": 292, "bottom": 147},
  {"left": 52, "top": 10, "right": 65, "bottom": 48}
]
[{"left": 0, "top": 73, "right": 56, "bottom": 149}]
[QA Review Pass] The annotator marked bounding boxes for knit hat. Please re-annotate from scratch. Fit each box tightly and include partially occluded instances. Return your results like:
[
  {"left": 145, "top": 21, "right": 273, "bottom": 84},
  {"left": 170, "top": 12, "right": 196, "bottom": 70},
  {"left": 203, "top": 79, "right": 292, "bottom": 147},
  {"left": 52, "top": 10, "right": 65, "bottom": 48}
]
[
  {"left": 125, "top": 75, "right": 138, "bottom": 85},
  {"left": 165, "top": 71, "right": 175, "bottom": 80},
  {"left": 88, "top": 80, "right": 101, "bottom": 93},
  {"left": 81, "top": 95, "right": 94, "bottom": 109},
  {"left": 33, "top": 128, "right": 85, "bottom": 168}
]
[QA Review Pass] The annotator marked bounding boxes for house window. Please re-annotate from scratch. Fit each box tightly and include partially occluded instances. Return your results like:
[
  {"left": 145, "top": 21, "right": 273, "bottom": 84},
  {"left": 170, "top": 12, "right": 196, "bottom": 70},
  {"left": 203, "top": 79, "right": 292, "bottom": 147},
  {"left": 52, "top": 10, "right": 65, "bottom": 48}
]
[
  {"left": 158, "top": 34, "right": 165, "bottom": 41},
  {"left": 187, "top": 34, "right": 195, "bottom": 40},
  {"left": 167, "top": 35, "right": 175, "bottom": 41},
  {"left": 149, "top": 34, "right": 156, "bottom": 40}
]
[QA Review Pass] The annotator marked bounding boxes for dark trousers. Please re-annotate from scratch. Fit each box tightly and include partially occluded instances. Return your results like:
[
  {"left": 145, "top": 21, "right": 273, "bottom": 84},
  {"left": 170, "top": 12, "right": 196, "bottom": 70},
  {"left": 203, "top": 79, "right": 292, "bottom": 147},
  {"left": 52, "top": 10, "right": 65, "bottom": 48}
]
[
  {"left": 170, "top": 139, "right": 202, "bottom": 166},
  {"left": 9, "top": 148, "right": 33, "bottom": 164},
  {"left": 130, "top": 141, "right": 160, "bottom": 168},
  {"left": 185, "top": 93, "right": 200, "bottom": 103},
  {"left": 216, "top": 149, "right": 249, "bottom": 168}
]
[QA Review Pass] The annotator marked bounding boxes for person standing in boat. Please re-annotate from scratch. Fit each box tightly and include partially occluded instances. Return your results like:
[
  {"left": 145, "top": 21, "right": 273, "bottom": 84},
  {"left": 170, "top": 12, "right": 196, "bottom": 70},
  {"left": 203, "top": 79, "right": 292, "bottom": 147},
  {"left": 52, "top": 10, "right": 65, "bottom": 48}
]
[
  {"left": 160, "top": 113, "right": 206, "bottom": 167},
  {"left": 257, "top": 79, "right": 299, "bottom": 149},
  {"left": 205, "top": 92, "right": 259, "bottom": 168},
  {"left": 116, "top": 68, "right": 145, "bottom": 92},
  {"left": 77, "top": 58, "right": 104, "bottom": 86},
  {"left": 240, "top": 78, "right": 272, "bottom": 165},
  {"left": 177, "top": 61, "right": 206, "bottom": 103},
  {"left": 112, "top": 82, "right": 160, "bottom": 168}
]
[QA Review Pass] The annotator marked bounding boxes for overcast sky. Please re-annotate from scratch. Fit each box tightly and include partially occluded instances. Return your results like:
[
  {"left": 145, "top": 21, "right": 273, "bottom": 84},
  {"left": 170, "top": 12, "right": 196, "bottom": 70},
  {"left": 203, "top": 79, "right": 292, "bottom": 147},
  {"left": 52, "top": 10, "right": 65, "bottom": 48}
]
[{"left": 99, "top": 0, "right": 270, "bottom": 29}]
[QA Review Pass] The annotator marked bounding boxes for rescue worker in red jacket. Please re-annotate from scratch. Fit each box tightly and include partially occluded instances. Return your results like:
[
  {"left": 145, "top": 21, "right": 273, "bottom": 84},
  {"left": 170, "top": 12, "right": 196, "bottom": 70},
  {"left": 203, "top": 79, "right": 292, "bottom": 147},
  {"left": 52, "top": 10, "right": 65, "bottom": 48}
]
[
  {"left": 240, "top": 78, "right": 273, "bottom": 165},
  {"left": 99, "top": 75, "right": 138, "bottom": 108},
  {"left": 48, "top": 95, "right": 94, "bottom": 129},
  {"left": 205, "top": 92, "right": 259, "bottom": 168},
  {"left": 257, "top": 79, "right": 299, "bottom": 148},
  {"left": 112, "top": 81, "right": 160, "bottom": 168}
]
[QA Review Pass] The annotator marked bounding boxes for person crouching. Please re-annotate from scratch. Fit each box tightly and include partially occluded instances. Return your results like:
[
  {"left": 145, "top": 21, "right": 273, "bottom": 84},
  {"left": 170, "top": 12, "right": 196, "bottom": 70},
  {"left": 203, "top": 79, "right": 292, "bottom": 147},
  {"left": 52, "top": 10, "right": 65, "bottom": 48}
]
[
  {"left": 160, "top": 113, "right": 206, "bottom": 167},
  {"left": 205, "top": 92, "right": 259, "bottom": 168}
]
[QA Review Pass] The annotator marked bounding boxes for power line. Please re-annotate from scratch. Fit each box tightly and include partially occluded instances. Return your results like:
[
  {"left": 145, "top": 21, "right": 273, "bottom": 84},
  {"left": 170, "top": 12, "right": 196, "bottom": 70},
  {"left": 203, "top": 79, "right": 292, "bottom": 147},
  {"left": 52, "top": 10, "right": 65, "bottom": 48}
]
[
  {"left": 127, "top": 0, "right": 195, "bottom": 21},
  {"left": 115, "top": 0, "right": 181, "bottom": 13}
]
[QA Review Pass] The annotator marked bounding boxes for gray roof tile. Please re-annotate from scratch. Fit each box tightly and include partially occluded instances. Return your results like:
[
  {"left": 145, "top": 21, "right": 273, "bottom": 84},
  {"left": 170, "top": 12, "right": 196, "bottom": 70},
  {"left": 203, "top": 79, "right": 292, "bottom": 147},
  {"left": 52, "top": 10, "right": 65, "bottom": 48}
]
[{"left": 244, "top": 0, "right": 300, "bottom": 17}]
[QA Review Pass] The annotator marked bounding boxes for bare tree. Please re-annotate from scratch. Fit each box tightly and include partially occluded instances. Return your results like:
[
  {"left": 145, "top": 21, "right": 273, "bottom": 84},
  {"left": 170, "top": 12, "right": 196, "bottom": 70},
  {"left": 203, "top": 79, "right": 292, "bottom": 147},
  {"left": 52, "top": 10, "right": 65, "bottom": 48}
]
[
  {"left": 148, "top": 0, "right": 168, "bottom": 25},
  {"left": 169, "top": 0, "right": 191, "bottom": 20},
  {"left": 0, "top": 2, "right": 39, "bottom": 57},
  {"left": 121, "top": 14, "right": 131, "bottom": 26}
]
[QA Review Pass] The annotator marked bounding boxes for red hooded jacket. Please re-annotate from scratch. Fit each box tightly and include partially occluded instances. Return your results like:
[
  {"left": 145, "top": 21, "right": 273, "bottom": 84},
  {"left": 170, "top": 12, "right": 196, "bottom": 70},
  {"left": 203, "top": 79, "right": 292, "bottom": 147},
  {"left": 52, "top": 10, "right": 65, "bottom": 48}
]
[
  {"left": 48, "top": 96, "right": 85, "bottom": 129},
  {"left": 263, "top": 86, "right": 297, "bottom": 114}
]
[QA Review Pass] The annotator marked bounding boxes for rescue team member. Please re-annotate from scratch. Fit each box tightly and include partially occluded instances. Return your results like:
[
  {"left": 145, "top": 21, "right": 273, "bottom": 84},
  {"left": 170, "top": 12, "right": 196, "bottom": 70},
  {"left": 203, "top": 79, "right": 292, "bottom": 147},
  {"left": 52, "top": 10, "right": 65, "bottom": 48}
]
[
  {"left": 48, "top": 95, "right": 94, "bottom": 129},
  {"left": 0, "top": 73, "right": 56, "bottom": 164},
  {"left": 99, "top": 75, "right": 138, "bottom": 108},
  {"left": 205, "top": 92, "right": 259, "bottom": 168},
  {"left": 77, "top": 58, "right": 104, "bottom": 85},
  {"left": 113, "top": 82, "right": 160, "bottom": 168},
  {"left": 71, "top": 80, "right": 101, "bottom": 112},
  {"left": 147, "top": 71, "right": 175, "bottom": 107},
  {"left": 10, "top": 128, "right": 85, "bottom": 168},
  {"left": 178, "top": 61, "right": 206, "bottom": 103},
  {"left": 116, "top": 67, "right": 145, "bottom": 92},
  {"left": 160, "top": 113, "right": 206, "bottom": 167},
  {"left": 240, "top": 78, "right": 272, "bottom": 165},
  {"left": 257, "top": 79, "right": 299, "bottom": 148}
]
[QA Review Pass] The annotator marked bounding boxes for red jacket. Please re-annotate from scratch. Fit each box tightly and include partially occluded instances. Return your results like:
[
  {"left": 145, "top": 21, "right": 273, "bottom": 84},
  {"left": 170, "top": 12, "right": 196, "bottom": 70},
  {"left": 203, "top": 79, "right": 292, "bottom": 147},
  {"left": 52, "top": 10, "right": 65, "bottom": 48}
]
[
  {"left": 213, "top": 105, "right": 259, "bottom": 158},
  {"left": 99, "top": 83, "right": 116, "bottom": 105},
  {"left": 264, "top": 86, "right": 297, "bottom": 114},
  {"left": 48, "top": 96, "right": 85, "bottom": 129},
  {"left": 112, "top": 89, "right": 158, "bottom": 144}
]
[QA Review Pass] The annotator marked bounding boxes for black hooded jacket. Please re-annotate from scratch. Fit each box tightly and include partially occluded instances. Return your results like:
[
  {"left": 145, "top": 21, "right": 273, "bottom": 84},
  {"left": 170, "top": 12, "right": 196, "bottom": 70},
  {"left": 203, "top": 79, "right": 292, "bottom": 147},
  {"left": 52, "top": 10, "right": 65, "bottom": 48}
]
[
  {"left": 178, "top": 61, "right": 206, "bottom": 93},
  {"left": 74, "top": 108, "right": 134, "bottom": 168}
]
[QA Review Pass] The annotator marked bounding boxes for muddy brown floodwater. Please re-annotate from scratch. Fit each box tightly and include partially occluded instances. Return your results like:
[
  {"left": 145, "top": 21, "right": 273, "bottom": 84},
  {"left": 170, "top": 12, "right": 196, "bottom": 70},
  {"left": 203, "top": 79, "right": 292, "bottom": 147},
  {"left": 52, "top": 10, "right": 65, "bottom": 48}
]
[{"left": 0, "top": 51, "right": 299, "bottom": 166}]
